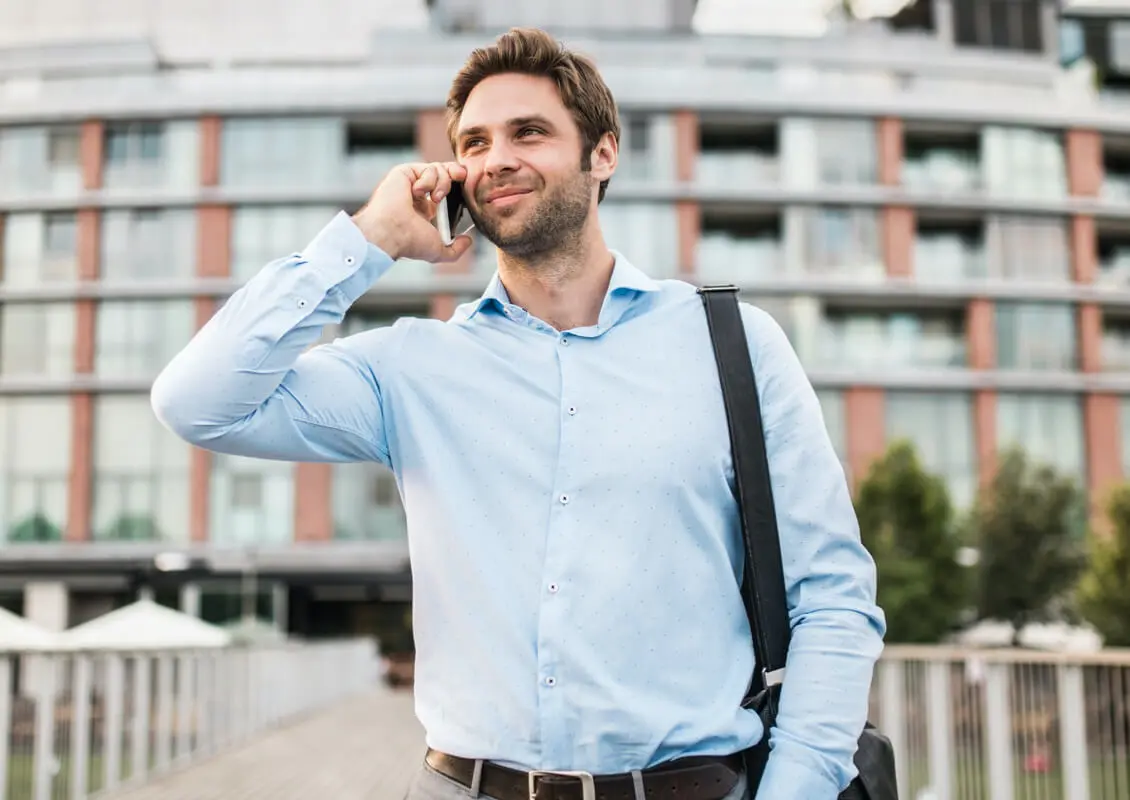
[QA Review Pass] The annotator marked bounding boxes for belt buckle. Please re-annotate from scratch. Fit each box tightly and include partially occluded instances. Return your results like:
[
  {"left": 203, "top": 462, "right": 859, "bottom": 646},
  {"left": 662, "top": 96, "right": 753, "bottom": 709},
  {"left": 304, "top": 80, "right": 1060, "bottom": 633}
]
[{"left": 528, "top": 769, "right": 596, "bottom": 800}]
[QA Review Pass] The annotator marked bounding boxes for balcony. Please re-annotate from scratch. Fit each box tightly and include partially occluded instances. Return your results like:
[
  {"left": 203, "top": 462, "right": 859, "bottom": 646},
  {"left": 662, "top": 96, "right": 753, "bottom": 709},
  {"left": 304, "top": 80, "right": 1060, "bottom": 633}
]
[
  {"left": 914, "top": 212, "right": 987, "bottom": 283},
  {"left": 903, "top": 123, "right": 982, "bottom": 195},
  {"left": 1096, "top": 221, "right": 1130, "bottom": 289},
  {"left": 812, "top": 305, "right": 968, "bottom": 370},
  {"left": 696, "top": 118, "right": 779, "bottom": 188},
  {"left": 696, "top": 207, "right": 782, "bottom": 283},
  {"left": 1101, "top": 315, "right": 1130, "bottom": 372},
  {"left": 1102, "top": 136, "right": 1130, "bottom": 203}
]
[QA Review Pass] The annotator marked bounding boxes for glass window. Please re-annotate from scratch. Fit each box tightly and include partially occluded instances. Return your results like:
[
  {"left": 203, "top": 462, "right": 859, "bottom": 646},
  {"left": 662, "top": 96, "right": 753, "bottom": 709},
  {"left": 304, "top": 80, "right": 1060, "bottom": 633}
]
[
  {"left": 598, "top": 203, "right": 679, "bottom": 278},
  {"left": 794, "top": 207, "right": 883, "bottom": 279},
  {"left": 102, "top": 120, "right": 199, "bottom": 192},
  {"left": 0, "top": 304, "right": 75, "bottom": 377},
  {"left": 989, "top": 216, "right": 1070, "bottom": 281},
  {"left": 997, "top": 393, "right": 1085, "bottom": 482},
  {"left": 619, "top": 113, "right": 676, "bottom": 182},
  {"left": 222, "top": 116, "right": 416, "bottom": 191},
  {"left": 0, "top": 398, "right": 70, "bottom": 543},
  {"left": 699, "top": 213, "right": 781, "bottom": 282},
  {"left": 95, "top": 301, "right": 195, "bottom": 378},
  {"left": 886, "top": 392, "right": 977, "bottom": 510},
  {"left": 0, "top": 125, "right": 82, "bottom": 198},
  {"left": 697, "top": 121, "right": 778, "bottom": 187},
  {"left": 332, "top": 461, "right": 406, "bottom": 542},
  {"left": 1102, "top": 318, "right": 1130, "bottom": 371},
  {"left": 100, "top": 209, "right": 197, "bottom": 280},
  {"left": 92, "top": 396, "right": 190, "bottom": 543},
  {"left": 981, "top": 126, "right": 1066, "bottom": 199},
  {"left": 815, "top": 388, "right": 850, "bottom": 484},
  {"left": 995, "top": 303, "right": 1077, "bottom": 371},
  {"left": 1, "top": 213, "right": 78, "bottom": 286},
  {"left": 1120, "top": 397, "right": 1130, "bottom": 475},
  {"left": 914, "top": 226, "right": 986, "bottom": 283},
  {"left": 210, "top": 454, "right": 294, "bottom": 546},
  {"left": 816, "top": 308, "right": 967, "bottom": 370},
  {"left": 230, "top": 206, "right": 339, "bottom": 282},
  {"left": 781, "top": 118, "right": 876, "bottom": 189}
]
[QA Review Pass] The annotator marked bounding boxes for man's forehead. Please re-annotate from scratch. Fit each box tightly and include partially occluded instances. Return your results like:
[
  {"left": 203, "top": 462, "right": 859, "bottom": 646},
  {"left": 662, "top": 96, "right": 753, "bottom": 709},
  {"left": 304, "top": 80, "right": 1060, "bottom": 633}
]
[{"left": 459, "top": 75, "right": 568, "bottom": 130}]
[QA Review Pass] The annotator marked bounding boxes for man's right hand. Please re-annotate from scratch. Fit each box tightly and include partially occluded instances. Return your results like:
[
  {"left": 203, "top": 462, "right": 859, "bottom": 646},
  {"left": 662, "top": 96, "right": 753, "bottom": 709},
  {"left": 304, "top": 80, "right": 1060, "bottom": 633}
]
[{"left": 351, "top": 161, "right": 474, "bottom": 263}]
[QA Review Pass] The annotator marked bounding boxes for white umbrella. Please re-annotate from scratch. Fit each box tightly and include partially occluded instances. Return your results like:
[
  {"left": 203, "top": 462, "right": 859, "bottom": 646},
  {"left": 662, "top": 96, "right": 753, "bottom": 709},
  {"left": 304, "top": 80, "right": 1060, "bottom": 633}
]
[
  {"left": 58, "top": 599, "right": 232, "bottom": 651},
  {"left": 0, "top": 607, "right": 61, "bottom": 651}
]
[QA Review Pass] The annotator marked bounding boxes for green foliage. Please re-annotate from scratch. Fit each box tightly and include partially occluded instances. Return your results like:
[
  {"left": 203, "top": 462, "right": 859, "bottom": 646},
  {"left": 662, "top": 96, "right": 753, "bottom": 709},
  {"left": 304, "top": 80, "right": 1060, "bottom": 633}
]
[
  {"left": 1077, "top": 485, "right": 1130, "bottom": 647},
  {"left": 101, "top": 514, "right": 160, "bottom": 541},
  {"left": 970, "top": 447, "right": 1087, "bottom": 643},
  {"left": 7, "top": 513, "right": 63, "bottom": 543},
  {"left": 855, "top": 439, "right": 968, "bottom": 643}
]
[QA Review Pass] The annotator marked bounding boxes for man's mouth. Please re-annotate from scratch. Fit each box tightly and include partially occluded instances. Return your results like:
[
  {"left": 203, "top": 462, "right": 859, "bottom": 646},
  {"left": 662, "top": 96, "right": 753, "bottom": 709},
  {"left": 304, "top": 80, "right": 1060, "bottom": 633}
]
[{"left": 485, "top": 188, "right": 532, "bottom": 206}]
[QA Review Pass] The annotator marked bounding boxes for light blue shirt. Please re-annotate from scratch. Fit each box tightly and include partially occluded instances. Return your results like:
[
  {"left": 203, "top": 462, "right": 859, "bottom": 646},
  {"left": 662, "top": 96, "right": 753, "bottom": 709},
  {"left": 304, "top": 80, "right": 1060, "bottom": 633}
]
[{"left": 152, "top": 211, "right": 885, "bottom": 799}]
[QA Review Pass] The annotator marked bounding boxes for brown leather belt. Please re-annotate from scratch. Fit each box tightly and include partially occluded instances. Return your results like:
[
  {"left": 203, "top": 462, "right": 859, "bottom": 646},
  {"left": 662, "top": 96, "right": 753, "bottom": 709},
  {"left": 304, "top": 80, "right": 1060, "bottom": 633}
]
[{"left": 425, "top": 748, "right": 743, "bottom": 800}]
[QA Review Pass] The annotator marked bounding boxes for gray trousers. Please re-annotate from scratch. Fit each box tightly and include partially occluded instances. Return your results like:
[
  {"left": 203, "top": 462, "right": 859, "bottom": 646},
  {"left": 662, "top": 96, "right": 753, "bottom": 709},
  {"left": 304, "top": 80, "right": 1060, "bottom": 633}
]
[{"left": 405, "top": 759, "right": 750, "bottom": 800}]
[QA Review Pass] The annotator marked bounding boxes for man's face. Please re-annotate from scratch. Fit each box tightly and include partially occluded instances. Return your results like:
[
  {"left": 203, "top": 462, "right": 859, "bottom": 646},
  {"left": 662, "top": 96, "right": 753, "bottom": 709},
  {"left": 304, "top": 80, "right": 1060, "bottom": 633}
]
[{"left": 454, "top": 73, "right": 603, "bottom": 258}]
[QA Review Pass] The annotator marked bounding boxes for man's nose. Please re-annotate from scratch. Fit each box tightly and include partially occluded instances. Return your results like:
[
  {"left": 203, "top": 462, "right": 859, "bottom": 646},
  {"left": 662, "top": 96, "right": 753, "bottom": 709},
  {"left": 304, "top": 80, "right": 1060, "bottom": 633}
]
[{"left": 483, "top": 139, "right": 520, "bottom": 177}]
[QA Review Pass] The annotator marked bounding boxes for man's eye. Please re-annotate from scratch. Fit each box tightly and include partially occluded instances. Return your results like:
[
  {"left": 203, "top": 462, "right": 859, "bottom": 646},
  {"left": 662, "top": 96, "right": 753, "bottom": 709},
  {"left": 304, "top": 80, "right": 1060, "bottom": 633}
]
[{"left": 518, "top": 127, "right": 544, "bottom": 137}]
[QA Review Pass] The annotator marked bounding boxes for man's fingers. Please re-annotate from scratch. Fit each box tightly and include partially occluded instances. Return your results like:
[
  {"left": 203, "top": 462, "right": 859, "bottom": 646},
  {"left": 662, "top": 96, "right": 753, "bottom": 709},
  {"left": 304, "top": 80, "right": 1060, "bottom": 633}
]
[
  {"left": 412, "top": 162, "right": 466, "bottom": 200},
  {"left": 434, "top": 234, "right": 474, "bottom": 264}
]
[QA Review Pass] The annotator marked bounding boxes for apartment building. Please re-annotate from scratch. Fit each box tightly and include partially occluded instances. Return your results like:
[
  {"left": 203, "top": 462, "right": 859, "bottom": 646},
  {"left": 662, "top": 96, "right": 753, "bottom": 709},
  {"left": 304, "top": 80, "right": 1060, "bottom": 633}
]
[{"left": 0, "top": 0, "right": 1126, "bottom": 640}]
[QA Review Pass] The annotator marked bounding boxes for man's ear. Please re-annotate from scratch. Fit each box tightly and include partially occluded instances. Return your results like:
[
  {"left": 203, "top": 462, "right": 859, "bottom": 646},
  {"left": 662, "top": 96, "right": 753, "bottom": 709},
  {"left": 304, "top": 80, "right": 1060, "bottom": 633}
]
[{"left": 591, "top": 131, "right": 618, "bottom": 183}]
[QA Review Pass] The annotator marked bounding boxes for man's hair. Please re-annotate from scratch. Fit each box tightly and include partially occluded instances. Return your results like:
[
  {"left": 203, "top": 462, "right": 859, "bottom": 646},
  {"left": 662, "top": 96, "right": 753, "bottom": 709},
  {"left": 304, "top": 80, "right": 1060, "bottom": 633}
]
[{"left": 446, "top": 27, "right": 621, "bottom": 203}]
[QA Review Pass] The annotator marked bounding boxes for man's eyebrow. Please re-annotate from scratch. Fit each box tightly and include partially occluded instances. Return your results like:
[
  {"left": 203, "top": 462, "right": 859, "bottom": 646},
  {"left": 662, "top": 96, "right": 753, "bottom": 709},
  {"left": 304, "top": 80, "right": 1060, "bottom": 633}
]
[{"left": 456, "top": 116, "right": 556, "bottom": 142}]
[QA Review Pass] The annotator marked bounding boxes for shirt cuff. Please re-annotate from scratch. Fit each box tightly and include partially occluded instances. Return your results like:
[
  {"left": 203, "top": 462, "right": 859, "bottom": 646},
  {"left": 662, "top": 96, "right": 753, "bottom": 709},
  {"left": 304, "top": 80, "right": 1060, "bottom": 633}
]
[
  {"left": 300, "top": 210, "right": 397, "bottom": 303},
  {"left": 753, "top": 749, "right": 844, "bottom": 800}
]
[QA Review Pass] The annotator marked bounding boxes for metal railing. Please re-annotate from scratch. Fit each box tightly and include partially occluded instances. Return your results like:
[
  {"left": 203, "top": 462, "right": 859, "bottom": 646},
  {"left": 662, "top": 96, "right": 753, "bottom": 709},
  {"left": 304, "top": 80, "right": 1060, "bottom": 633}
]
[
  {"left": 0, "top": 639, "right": 380, "bottom": 800},
  {"left": 876, "top": 645, "right": 1130, "bottom": 800}
]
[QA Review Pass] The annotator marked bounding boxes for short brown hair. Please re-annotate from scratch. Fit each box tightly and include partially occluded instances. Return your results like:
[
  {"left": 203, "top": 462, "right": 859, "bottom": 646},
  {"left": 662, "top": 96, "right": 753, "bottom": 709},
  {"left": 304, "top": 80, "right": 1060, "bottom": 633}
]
[{"left": 446, "top": 27, "right": 621, "bottom": 203}]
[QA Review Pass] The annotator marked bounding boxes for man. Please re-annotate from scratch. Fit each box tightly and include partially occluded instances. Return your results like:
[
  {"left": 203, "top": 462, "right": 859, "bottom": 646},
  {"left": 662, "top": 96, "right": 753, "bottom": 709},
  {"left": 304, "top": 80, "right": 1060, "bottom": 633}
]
[{"left": 152, "top": 27, "right": 885, "bottom": 800}]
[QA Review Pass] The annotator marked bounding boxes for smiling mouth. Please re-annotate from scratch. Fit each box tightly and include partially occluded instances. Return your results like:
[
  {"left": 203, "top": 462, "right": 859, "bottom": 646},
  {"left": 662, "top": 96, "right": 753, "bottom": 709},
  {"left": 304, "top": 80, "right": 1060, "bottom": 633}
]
[{"left": 486, "top": 189, "right": 532, "bottom": 205}]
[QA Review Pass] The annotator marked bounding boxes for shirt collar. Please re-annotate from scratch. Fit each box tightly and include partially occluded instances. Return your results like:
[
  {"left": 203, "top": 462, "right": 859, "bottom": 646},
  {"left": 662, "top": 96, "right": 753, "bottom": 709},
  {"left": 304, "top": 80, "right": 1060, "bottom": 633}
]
[{"left": 465, "top": 250, "right": 659, "bottom": 321}]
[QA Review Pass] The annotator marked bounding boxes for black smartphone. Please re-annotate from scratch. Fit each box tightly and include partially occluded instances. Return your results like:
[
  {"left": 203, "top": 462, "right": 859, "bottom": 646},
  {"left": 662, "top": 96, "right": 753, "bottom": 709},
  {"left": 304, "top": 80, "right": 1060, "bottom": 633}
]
[{"left": 437, "top": 181, "right": 468, "bottom": 245}]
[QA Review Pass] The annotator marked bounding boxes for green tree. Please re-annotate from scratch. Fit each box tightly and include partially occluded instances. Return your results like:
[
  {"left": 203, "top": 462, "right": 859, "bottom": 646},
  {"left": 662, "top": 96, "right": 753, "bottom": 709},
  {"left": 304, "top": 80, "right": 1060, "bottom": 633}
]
[
  {"left": 970, "top": 447, "right": 1087, "bottom": 645},
  {"left": 7, "top": 513, "right": 63, "bottom": 543},
  {"left": 1078, "top": 484, "right": 1130, "bottom": 647},
  {"left": 855, "top": 439, "right": 968, "bottom": 643},
  {"left": 101, "top": 514, "right": 160, "bottom": 541}
]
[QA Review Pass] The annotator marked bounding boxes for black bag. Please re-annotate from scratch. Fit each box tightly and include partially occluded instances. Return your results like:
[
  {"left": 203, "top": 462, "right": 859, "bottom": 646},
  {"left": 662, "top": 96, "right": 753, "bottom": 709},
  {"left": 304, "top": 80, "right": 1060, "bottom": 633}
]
[{"left": 699, "top": 285, "right": 898, "bottom": 800}]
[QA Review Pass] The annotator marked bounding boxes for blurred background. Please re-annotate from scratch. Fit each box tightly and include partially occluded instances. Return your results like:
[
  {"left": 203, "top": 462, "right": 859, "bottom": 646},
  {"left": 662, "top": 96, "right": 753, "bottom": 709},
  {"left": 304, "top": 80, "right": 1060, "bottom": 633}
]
[
  {"left": 0, "top": 0, "right": 1127, "bottom": 655},
  {"left": 3, "top": 1, "right": 1130, "bottom": 797}
]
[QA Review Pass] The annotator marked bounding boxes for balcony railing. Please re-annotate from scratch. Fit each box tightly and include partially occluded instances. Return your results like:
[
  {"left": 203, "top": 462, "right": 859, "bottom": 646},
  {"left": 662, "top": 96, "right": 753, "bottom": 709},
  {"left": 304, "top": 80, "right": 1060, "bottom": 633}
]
[
  {"left": 0, "top": 639, "right": 380, "bottom": 800},
  {"left": 877, "top": 645, "right": 1130, "bottom": 800}
]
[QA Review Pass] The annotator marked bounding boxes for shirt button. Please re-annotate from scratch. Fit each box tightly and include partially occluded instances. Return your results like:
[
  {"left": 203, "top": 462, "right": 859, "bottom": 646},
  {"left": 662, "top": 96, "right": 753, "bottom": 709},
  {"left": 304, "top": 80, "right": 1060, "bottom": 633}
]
[
  {"left": 559, "top": 494, "right": 569, "bottom": 505},
  {"left": 567, "top": 406, "right": 577, "bottom": 416},
  {"left": 345, "top": 255, "right": 356, "bottom": 266},
  {"left": 559, "top": 337, "right": 569, "bottom": 346},
  {"left": 548, "top": 583, "right": 559, "bottom": 594},
  {"left": 296, "top": 298, "right": 308, "bottom": 309},
  {"left": 545, "top": 676, "right": 557, "bottom": 687}
]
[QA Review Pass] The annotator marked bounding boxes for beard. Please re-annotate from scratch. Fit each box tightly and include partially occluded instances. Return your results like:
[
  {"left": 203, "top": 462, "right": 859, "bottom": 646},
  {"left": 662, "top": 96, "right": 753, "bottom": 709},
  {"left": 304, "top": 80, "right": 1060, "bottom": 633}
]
[{"left": 468, "top": 168, "right": 593, "bottom": 259}]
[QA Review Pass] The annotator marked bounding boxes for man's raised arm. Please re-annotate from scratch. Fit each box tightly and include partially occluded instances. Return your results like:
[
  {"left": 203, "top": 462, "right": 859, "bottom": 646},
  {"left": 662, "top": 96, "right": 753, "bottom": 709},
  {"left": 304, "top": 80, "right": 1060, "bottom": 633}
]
[{"left": 151, "top": 161, "right": 475, "bottom": 464}]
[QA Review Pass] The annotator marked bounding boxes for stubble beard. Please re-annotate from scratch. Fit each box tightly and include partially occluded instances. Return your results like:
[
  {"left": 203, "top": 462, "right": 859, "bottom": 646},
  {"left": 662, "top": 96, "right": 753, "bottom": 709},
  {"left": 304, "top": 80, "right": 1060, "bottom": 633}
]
[{"left": 469, "top": 169, "right": 593, "bottom": 261}]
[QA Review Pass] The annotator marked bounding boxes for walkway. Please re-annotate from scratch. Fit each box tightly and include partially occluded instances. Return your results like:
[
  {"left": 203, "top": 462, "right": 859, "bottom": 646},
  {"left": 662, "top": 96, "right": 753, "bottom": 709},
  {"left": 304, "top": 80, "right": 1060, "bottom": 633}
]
[{"left": 101, "top": 688, "right": 426, "bottom": 800}]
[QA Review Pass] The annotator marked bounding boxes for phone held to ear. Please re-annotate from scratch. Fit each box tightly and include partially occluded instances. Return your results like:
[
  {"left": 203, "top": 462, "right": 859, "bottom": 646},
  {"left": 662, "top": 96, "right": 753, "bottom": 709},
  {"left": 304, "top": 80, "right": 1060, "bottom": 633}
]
[{"left": 435, "top": 181, "right": 470, "bottom": 246}]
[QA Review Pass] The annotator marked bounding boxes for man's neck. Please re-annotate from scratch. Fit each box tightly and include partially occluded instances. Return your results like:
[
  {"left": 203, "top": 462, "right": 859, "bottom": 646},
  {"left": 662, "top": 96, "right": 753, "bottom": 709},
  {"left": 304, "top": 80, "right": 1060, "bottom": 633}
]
[{"left": 496, "top": 237, "right": 615, "bottom": 332}]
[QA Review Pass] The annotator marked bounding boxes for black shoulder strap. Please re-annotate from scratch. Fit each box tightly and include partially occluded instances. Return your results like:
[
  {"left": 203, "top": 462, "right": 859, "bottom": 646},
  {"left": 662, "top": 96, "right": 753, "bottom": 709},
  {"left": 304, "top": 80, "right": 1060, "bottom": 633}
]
[{"left": 698, "top": 285, "right": 791, "bottom": 713}]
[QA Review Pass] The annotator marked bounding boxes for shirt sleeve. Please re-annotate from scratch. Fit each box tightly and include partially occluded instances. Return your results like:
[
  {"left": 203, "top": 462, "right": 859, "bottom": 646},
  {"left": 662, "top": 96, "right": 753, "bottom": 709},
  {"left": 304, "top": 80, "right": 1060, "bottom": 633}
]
[
  {"left": 151, "top": 211, "right": 401, "bottom": 465},
  {"left": 740, "top": 303, "right": 887, "bottom": 800}
]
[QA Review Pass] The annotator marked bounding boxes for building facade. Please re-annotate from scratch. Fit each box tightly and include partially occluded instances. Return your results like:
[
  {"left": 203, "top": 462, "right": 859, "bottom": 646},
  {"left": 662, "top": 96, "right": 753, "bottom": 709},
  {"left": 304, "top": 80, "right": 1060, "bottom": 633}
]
[{"left": 0, "top": 0, "right": 1128, "bottom": 639}]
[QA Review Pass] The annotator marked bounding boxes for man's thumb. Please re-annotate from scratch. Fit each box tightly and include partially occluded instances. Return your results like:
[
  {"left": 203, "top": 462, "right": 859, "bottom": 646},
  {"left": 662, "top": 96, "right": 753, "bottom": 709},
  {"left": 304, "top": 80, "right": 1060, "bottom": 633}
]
[{"left": 439, "top": 234, "right": 474, "bottom": 263}]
